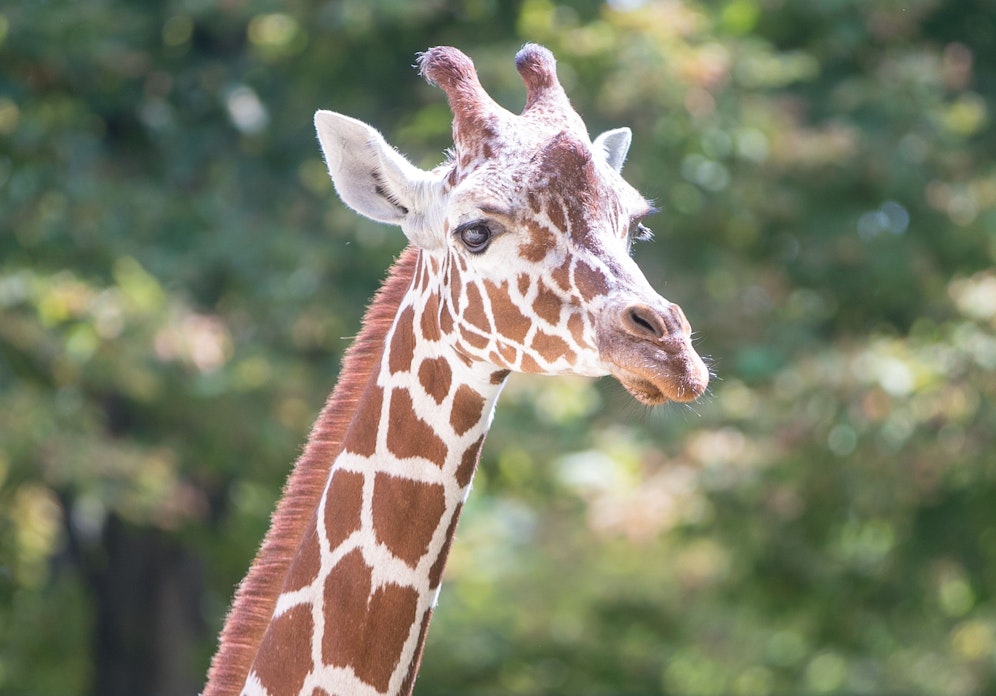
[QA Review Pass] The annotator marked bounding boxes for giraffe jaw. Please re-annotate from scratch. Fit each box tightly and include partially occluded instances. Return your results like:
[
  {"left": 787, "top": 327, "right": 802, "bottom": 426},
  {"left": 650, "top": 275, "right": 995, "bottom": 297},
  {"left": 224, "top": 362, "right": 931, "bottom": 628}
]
[{"left": 605, "top": 357, "right": 710, "bottom": 406}]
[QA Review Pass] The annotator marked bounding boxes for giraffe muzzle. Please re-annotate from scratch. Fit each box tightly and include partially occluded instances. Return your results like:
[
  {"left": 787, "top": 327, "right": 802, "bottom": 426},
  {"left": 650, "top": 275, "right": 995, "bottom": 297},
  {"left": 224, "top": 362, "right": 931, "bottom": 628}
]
[{"left": 598, "top": 301, "right": 710, "bottom": 405}]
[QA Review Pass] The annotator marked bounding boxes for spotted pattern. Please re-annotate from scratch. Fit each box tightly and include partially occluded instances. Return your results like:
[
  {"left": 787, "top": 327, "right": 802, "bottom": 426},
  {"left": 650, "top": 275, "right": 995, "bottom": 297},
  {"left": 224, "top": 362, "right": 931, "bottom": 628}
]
[{"left": 225, "top": 42, "right": 707, "bottom": 696}]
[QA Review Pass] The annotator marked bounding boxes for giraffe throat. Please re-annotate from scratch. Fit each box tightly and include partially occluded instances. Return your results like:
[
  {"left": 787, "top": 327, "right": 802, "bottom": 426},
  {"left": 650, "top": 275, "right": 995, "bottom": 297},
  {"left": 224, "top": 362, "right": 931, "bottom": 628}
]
[{"left": 242, "top": 249, "right": 508, "bottom": 696}]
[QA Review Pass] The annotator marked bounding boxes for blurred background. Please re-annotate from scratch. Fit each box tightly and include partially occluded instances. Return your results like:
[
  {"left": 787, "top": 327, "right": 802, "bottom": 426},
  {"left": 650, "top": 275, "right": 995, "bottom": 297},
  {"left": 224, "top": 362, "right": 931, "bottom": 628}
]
[{"left": 2, "top": 0, "right": 995, "bottom": 694}]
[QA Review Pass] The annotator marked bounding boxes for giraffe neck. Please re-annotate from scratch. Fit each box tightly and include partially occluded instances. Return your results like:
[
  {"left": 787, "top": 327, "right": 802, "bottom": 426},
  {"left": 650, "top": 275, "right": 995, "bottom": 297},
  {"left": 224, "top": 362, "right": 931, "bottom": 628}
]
[{"left": 235, "top": 248, "right": 507, "bottom": 696}]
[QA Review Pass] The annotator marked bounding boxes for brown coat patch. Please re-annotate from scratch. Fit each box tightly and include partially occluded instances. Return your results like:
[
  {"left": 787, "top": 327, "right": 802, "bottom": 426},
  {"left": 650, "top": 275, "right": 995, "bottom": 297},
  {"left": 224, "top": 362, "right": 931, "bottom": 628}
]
[
  {"left": 548, "top": 199, "right": 566, "bottom": 232},
  {"left": 420, "top": 293, "right": 441, "bottom": 342},
  {"left": 418, "top": 357, "right": 453, "bottom": 404},
  {"left": 568, "top": 312, "right": 586, "bottom": 346},
  {"left": 551, "top": 256, "right": 572, "bottom": 292},
  {"left": 574, "top": 259, "right": 609, "bottom": 301},
  {"left": 497, "top": 342, "right": 517, "bottom": 365},
  {"left": 427, "top": 503, "right": 462, "bottom": 589},
  {"left": 540, "top": 133, "right": 603, "bottom": 249},
  {"left": 439, "top": 303, "right": 454, "bottom": 335},
  {"left": 387, "top": 388, "right": 448, "bottom": 467},
  {"left": 282, "top": 517, "right": 321, "bottom": 593},
  {"left": 520, "top": 352, "right": 542, "bottom": 372},
  {"left": 252, "top": 604, "right": 314, "bottom": 696},
  {"left": 449, "top": 265, "right": 463, "bottom": 315},
  {"left": 516, "top": 273, "right": 530, "bottom": 297},
  {"left": 520, "top": 220, "right": 556, "bottom": 262},
  {"left": 324, "top": 469, "right": 365, "bottom": 552},
  {"left": 322, "top": 549, "right": 418, "bottom": 693},
  {"left": 485, "top": 280, "right": 531, "bottom": 344},
  {"left": 372, "top": 473, "right": 447, "bottom": 567},
  {"left": 533, "top": 280, "right": 563, "bottom": 325},
  {"left": 419, "top": 259, "right": 433, "bottom": 292},
  {"left": 447, "top": 165, "right": 460, "bottom": 187},
  {"left": 459, "top": 325, "right": 490, "bottom": 350},
  {"left": 344, "top": 384, "right": 384, "bottom": 457},
  {"left": 456, "top": 435, "right": 485, "bottom": 487},
  {"left": 450, "top": 384, "right": 485, "bottom": 436},
  {"left": 531, "top": 330, "right": 573, "bottom": 363},
  {"left": 389, "top": 305, "right": 417, "bottom": 374},
  {"left": 462, "top": 281, "right": 491, "bottom": 333},
  {"left": 412, "top": 258, "right": 426, "bottom": 293},
  {"left": 399, "top": 609, "right": 434, "bottom": 696}
]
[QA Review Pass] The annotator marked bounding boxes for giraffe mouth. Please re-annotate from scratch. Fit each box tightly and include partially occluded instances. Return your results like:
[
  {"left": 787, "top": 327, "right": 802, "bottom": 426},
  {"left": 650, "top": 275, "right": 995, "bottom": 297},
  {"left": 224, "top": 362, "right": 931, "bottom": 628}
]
[
  {"left": 605, "top": 356, "right": 709, "bottom": 406},
  {"left": 612, "top": 371, "right": 668, "bottom": 405},
  {"left": 597, "top": 302, "right": 710, "bottom": 406}
]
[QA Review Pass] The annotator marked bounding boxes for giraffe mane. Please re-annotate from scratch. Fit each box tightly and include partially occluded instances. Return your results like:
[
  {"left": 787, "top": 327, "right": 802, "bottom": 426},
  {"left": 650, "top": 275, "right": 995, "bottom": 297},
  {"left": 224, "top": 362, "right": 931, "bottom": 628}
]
[{"left": 204, "top": 246, "right": 421, "bottom": 696}]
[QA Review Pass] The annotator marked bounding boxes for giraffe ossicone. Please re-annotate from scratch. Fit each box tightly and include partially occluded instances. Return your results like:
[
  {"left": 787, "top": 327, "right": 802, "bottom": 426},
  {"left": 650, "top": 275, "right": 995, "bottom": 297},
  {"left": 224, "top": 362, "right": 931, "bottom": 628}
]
[{"left": 204, "top": 44, "right": 709, "bottom": 696}]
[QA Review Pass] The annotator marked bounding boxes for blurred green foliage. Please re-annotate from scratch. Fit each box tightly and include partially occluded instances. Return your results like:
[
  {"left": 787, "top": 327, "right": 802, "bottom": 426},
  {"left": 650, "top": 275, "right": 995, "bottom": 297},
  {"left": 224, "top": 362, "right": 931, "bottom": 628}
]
[{"left": 2, "top": 0, "right": 995, "bottom": 694}]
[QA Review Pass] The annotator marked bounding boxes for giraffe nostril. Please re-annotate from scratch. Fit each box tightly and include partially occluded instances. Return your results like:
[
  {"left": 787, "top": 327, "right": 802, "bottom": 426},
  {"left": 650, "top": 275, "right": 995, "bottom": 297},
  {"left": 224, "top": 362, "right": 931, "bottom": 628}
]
[{"left": 622, "top": 304, "right": 666, "bottom": 340}]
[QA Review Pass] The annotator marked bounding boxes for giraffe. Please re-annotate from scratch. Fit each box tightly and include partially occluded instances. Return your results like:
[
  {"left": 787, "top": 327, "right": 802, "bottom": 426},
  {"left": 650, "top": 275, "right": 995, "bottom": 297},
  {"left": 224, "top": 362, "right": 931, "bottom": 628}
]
[{"left": 203, "top": 44, "right": 709, "bottom": 696}]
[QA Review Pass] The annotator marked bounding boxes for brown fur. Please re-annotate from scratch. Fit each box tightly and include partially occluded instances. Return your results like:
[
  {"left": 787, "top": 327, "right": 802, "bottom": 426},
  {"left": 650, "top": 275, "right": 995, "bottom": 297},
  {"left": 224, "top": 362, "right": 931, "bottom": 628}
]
[{"left": 203, "top": 247, "right": 421, "bottom": 696}]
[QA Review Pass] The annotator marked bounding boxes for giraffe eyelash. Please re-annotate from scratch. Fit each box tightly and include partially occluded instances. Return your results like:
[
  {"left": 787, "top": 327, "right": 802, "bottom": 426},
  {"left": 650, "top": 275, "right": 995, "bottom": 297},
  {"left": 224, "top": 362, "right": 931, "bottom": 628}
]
[
  {"left": 629, "top": 204, "right": 659, "bottom": 245},
  {"left": 633, "top": 223, "right": 654, "bottom": 242}
]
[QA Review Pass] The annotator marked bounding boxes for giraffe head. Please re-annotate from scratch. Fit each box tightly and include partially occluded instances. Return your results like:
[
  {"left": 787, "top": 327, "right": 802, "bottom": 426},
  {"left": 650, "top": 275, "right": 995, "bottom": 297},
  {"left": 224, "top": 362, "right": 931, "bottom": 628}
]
[{"left": 315, "top": 44, "right": 709, "bottom": 404}]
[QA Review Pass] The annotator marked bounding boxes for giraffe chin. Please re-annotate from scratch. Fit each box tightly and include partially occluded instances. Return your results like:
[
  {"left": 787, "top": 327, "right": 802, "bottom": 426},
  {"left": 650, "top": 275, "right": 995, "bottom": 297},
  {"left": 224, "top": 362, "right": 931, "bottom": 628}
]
[{"left": 602, "top": 350, "right": 710, "bottom": 406}]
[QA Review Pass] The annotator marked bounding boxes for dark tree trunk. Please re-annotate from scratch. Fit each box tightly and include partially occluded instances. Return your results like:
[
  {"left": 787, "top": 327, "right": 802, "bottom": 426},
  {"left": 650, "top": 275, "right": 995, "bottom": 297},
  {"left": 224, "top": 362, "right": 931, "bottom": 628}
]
[{"left": 78, "top": 513, "right": 207, "bottom": 696}]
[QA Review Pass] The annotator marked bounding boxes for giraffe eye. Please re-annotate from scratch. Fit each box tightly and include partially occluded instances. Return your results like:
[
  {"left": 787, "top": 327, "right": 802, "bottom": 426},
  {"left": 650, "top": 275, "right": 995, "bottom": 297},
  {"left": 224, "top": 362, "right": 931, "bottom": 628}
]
[{"left": 458, "top": 223, "right": 493, "bottom": 253}]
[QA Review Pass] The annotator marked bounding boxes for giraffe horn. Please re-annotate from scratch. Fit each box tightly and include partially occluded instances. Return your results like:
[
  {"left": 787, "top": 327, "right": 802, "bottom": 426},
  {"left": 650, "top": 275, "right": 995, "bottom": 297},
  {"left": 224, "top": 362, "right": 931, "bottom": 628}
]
[
  {"left": 418, "top": 46, "right": 507, "bottom": 146},
  {"left": 515, "top": 43, "right": 571, "bottom": 115}
]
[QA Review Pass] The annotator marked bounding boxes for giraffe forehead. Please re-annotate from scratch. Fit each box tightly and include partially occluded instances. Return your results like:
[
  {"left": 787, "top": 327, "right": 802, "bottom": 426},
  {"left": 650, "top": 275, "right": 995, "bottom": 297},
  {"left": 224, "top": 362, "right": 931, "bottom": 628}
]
[
  {"left": 451, "top": 138, "right": 637, "bottom": 227},
  {"left": 442, "top": 129, "right": 650, "bottom": 291}
]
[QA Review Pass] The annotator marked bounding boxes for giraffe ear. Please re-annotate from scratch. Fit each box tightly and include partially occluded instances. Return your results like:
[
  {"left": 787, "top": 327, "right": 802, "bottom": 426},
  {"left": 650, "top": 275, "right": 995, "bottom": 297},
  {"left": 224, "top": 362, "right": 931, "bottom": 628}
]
[
  {"left": 314, "top": 110, "right": 444, "bottom": 249},
  {"left": 592, "top": 127, "right": 632, "bottom": 173}
]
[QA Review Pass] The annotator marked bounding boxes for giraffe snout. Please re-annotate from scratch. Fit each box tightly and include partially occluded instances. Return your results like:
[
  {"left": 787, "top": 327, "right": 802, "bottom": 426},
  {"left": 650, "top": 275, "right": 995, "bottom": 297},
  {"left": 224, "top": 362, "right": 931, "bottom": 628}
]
[{"left": 598, "top": 300, "right": 709, "bottom": 405}]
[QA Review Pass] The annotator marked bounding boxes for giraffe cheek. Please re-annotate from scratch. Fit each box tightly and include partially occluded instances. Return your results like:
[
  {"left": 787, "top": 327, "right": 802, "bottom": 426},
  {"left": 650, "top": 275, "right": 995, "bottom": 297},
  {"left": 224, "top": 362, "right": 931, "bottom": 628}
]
[
  {"left": 420, "top": 293, "right": 442, "bottom": 342},
  {"left": 486, "top": 280, "right": 531, "bottom": 344},
  {"left": 439, "top": 301, "right": 455, "bottom": 335},
  {"left": 529, "top": 330, "right": 575, "bottom": 367},
  {"left": 568, "top": 312, "right": 588, "bottom": 348},
  {"left": 574, "top": 259, "right": 610, "bottom": 302},
  {"left": 532, "top": 280, "right": 564, "bottom": 325}
]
